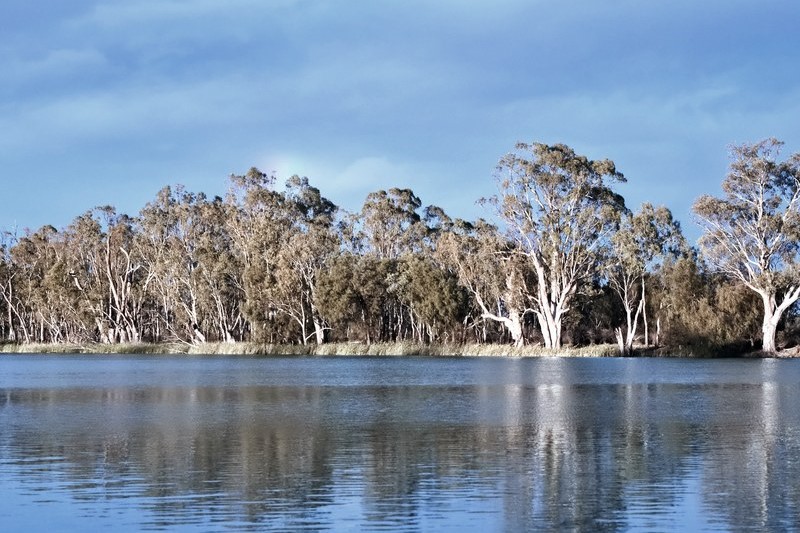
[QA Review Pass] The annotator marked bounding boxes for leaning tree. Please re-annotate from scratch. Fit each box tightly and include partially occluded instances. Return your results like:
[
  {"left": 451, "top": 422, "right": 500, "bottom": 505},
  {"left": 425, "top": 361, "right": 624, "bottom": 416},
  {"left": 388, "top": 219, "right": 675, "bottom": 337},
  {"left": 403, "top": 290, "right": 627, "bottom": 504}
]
[
  {"left": 694, "top": 138, "right": 800, "bottom": 354},
  {"left": 488, "top": 142, "right": 627, "bottom": 349}
]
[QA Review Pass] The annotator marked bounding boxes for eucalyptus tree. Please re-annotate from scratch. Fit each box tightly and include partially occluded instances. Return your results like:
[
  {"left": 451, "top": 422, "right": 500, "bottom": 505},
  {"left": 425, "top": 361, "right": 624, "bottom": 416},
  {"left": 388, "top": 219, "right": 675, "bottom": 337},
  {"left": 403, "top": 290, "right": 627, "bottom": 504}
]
[
  {"left": 63, "top": 212, "right": 108, "bottom": 342},
  {"left": 98, "top": 208, "right": 146, "bottom": 343},
  {"left": 64, "top": 207, "right": 146, "bottom": 343},
  {"left": 32, "top": 229, "right": 83, "bottom": 343},
  {"left": 3, "top": 225, "right": 91, "bottom": 343},
  {"left": 396, "top": 255, "right": 469, "bottom": 343},
  {"left": 649, "top": 256, "right": 761, "bottom": 352},
  {"left": 0, "top": 236, "right": 11, "bottom": 341},
  {"left": 488, "top": 142, "right": 627, "bottom": 349},
  {"left": 137, "top": 186, "right": 212, "bottom": 343},
  {"left": 342, "top": 187, "right": 437, "bottom": 343},
  {"left": 316, "top": 254, "right": 361, "bottom": 341},
  {"left": 694, "top": 138, "right": 800, "bottom": 353},
  {"left": 358, "top": 188, "right": 427, "bottom": 259},
  {"left": 274, "top": 175, "right": 338, "bottom": 344},
  {"left": 225, "top": 168, "right": 292, "bottom": 342},
  {"left": 225, "top": 169, "right": 339, "bottom": 344},
  {"left": 608, "top": 203, "right": 685, "bottom": 354},
  {"left": 435, "top": 219, "right": 530, "bottom": 346},
  {"left": 8, "top": 226, "right": 59, "bottom": 342},
  {"left": 192, "top": 196, "right": 245, "bottom": 343},
  {"left": 0, "top": 230, "right": 23, "bottom": 342},
  {"left": 316, "top": 254, "right": 396, "bottom": 343}
]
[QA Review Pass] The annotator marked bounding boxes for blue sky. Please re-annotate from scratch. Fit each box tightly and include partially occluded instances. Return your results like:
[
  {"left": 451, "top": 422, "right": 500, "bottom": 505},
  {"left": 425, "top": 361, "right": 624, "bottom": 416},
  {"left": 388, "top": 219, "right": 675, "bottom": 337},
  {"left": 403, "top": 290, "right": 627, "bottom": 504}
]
[{"left": 2, "top": 0, "right": 799, "bottom": 242}]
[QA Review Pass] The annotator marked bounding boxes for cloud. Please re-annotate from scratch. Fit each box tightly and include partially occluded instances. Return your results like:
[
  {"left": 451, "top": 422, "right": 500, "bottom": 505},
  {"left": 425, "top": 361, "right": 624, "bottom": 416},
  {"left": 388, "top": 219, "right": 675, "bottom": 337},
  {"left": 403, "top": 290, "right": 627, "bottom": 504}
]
[
  {"left": 0, "top": 68, "right": 284, "bottom": 155},
  {"left": 255, "top": 153, "right": 414, "bottom": 206},
  {"left": 253, "top": 150, "right": 489, "bottom": 223},
  {"left": 72, "top": 0, "right": 283, "bottom": 27},
  {"left": 2, "top": 0, "right": 799, "bottom": 237},
  {"left": 1, "top": 47, "right": 107, "bottom": 86}
]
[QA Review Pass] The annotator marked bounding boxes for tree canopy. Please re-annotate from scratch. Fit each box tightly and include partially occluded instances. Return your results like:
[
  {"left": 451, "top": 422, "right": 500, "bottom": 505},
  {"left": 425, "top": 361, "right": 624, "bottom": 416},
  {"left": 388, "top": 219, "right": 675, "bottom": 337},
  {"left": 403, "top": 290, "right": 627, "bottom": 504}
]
[
  {"left": 1, "top": 138, "right": 797, "bottom": 356},
  {"left": 694, "top": 138, "right": 800, "bottom": 353}
]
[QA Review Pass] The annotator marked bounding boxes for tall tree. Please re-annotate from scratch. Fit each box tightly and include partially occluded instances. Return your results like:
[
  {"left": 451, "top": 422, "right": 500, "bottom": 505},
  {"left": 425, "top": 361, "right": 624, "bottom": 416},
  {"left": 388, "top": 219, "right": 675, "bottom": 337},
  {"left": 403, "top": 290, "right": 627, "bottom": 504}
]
[
  {"left": 275, "top": 175, "right": 339, "bottom": 345},
  {"left": 358, "top": 188, "right": 426, "bottom": 259},
  {"left": 0, "top": 234, "right": 13, "bottom": 341},
  {"left": 608, "top": 203, "right": 686, "bottom": 354},
  {"left": 436, "top": 219, "right": 530, "bottom": 346},
  {"left": 488, "top": 142, "right": 627, "bottom": 348},
  {"left": 226, "top": 169, "right": 339, "bottom": 344},
  {"left": 694, "top": 138, "right": 800, "bottom": 353},
  {"left": 66, "top": 208, "right": 146, "bottom": 343}
]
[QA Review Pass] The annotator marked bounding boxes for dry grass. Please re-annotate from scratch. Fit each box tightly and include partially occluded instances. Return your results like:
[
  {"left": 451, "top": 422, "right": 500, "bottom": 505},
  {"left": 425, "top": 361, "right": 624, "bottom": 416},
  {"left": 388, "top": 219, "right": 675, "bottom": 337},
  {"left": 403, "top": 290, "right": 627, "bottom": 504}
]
[
  {"left": 0, "top": 342, "right": 188, "bottom": 355},
  {"left": 0, "top": 341, "right": 621, "bottom": 357}
]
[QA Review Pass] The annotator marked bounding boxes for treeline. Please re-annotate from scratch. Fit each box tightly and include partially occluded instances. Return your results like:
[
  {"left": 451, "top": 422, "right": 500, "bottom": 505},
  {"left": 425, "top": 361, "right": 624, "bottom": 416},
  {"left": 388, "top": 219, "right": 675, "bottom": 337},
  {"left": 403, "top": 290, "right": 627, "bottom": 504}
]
[{"left": 1, "top": 140, "right": 797, "bottom": 354}]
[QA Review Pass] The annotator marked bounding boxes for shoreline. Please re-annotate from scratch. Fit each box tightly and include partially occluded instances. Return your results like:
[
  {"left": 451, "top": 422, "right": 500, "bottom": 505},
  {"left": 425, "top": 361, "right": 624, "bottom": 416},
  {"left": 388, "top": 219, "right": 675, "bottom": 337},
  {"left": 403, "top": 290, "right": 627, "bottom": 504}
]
[
  {"left": 0, "top": 341, "right": 790, "bottom": 358},
  {"left": 0, "top": 341, "right": 618, "bottom": 357}
]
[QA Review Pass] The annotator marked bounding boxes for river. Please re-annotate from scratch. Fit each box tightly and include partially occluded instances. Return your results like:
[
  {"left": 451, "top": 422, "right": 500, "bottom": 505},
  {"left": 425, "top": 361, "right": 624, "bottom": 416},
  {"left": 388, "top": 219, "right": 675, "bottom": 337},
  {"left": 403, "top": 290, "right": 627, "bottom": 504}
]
[{"left": 1, "top": 355, "right": 798, "bottom": 531}]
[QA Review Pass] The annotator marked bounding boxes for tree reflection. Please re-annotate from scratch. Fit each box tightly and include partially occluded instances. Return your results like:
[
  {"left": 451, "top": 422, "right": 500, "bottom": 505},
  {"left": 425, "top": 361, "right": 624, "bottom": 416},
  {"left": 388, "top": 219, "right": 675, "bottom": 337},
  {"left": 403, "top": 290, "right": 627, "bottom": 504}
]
[{"left": 2, "top": 367, "right": 800, "bottom": 530}]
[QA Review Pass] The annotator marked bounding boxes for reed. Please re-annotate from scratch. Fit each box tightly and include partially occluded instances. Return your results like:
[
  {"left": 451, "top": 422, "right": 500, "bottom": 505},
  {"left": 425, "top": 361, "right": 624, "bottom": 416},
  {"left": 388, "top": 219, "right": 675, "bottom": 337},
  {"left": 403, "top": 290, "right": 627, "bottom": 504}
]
[{"left": 0, "top": 341, "right": 654, "bottom": 358}]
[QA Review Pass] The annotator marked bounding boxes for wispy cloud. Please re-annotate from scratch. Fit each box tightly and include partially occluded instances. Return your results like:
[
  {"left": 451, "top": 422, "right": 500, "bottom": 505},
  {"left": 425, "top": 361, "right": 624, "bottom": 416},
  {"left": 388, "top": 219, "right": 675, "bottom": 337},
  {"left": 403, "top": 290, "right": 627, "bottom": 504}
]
[
  {"left": 1, "top": 47, "right": 107, "bottom": 85},
  {"left": 1, "top": 0, "right": 798, "bottom": 237}
]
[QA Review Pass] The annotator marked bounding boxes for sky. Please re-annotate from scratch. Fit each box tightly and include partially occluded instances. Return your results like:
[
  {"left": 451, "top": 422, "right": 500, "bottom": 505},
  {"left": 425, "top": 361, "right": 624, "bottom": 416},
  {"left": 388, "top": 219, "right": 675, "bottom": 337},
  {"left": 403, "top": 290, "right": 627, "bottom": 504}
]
[{"left": 2, "top": 0, "right": 799, "bottom": 243}]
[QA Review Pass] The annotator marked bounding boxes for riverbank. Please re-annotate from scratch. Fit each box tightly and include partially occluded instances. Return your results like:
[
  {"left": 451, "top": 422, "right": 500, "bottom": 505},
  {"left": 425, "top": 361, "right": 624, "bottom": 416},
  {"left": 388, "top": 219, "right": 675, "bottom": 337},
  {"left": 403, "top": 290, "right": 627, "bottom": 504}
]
[
  {"left": 0, "top": 341, "right": 624, "bottom": 357},
  {"left": 1, "top": 341, "right": 790, "bottom": 358}
]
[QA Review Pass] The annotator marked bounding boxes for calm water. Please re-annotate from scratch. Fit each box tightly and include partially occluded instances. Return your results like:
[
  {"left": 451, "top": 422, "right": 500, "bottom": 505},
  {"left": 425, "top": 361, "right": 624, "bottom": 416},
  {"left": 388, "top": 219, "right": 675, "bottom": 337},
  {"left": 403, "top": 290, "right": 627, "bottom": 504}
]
[{"left": 1, "top": 355, "right": 799, "bottom": 532}]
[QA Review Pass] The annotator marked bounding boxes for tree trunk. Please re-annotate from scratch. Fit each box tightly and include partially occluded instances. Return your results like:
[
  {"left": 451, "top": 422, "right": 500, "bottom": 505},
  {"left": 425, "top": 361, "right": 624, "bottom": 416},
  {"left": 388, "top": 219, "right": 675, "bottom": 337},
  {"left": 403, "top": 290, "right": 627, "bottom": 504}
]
[
  {"left": 642, "top": 277, "right": 649, "bottom": 347},
  {"left": 759, "top": 287, "right": 800, "bottom": 354},
  {"left": 762, "top": 318, "right": 777, "bottom": 354},
  {"left": 313, "top": 317, "right": 325, "bottom": 345},
  {"left": 192, "top": 324, "right": 206, "bottom": 344},
  {"left": 535, "top": 306, "right": 563, "bottom": 349},
  {"left": 508, "top": 310, "right": 524, "bottom": 348},
  {"left": 615, "top": 327, "right": 625, "bottom": 356},
  {"left": 548, "top": 317, "right": 561, "bottom": 349}
]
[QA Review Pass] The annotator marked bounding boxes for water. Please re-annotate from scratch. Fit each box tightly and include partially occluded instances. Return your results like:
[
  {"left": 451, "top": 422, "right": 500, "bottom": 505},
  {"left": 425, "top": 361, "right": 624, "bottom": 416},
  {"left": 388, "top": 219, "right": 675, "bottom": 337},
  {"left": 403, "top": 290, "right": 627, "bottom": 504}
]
[{"left": 1, "top": 355, "right": 799, "bottom": 531}]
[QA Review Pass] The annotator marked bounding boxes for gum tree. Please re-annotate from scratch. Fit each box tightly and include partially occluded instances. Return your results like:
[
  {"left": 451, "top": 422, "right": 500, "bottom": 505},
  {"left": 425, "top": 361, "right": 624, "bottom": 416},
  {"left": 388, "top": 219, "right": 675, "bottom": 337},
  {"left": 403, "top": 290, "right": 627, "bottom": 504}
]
[
  {"left": 435, "top": 219, "right": 530, "bottom": 346},
  {"left": 608, "top": 203, "right": 686, "bottom": 354},
  {"left": 488, "top": 142, "right": 627, "bottom": 349},
  {"left": 694, "top": 138, "right": 800, "bottom": 354}
]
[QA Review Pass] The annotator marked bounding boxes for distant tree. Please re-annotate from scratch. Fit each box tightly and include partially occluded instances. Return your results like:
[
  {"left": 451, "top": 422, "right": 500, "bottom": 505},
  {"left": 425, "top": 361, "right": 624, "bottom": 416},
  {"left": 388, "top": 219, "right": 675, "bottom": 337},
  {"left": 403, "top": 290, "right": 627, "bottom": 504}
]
[
  {"left": 225, "top": 169, "right": 339, "bottom": 345},
  {"left": 487, "top": 142, "right": 627, "bottom": 348},
  {"left": 435, "top": 219, "right": 531, "bottom": 346},
  {"left": 136, "top": 186, "right": 240, "bottom": 344},
  {"left": 316, "top": 254, "right": 362, "bottom": 340},
  {"left": 607, "top": 203, "right": 686, "bottom": 354},
  {"left": 650, "top": 257, "right": 761, "bottom": 353},
  {"left": 396, "top": 255, "right": 469, "bottom": 344},
  {"left": 358, "top": 188, "right": 427, "bottom": 259},
  {"left": 225, "top": 168, "right": 290, "bottom": 342},
  {"left": 0, "top": 234, "right": 12, "bottom": 341},
  {"left": 65, "top": 208, "right": 145, "bottom": 343},
  {"left": 694, "top": 139, "right": 800, "bottom": 353},
  {"left": 193, "top": 196, "right": 245, "bottom": 343},
  {"left": 8, "top": 225, "right": 64, "bottom": 343},
  {"left": 276, "top": 175, "right": 339, "bottom": 344}
]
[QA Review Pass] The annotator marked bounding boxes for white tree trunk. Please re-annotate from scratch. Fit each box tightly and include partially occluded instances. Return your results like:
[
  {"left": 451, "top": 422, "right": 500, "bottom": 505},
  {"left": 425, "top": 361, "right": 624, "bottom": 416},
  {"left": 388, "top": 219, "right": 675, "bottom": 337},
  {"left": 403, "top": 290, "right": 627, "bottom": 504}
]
[
  {"left": 760, "top": 287, "right": 800, "bottom": 354},
  {"left": 642, "top": 277, "right": 649, "bottom": 347},
  {"left": 762, "top": 317, "right": 777, "bottom": 354},
  {"left": 192, "top": 324, "right": 206, "bottom": 344},
  {"left": 536, "top": 312, "right": 552, "bottom": 349},
  {"left": 615, "top": 327, "right": 625, "bottom": 356},
  {"left": 313, "top": 317, "right": 325, "bottom": 345},
  {"left": 508, "top": 310, "right": 524, "bottom": 348}
]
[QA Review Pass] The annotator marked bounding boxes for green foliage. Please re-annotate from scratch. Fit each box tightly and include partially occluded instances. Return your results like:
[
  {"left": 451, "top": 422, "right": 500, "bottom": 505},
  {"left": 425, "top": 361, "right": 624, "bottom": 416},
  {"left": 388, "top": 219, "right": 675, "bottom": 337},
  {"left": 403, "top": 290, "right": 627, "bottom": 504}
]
[
  {"left": 489, "top": 142, "right": 628, "bottom": 348},
  {"left": 2, "top": 139, "right": 799, "bottom": 357},
  {"left": 694, "top": 138, "right": 800, "bottom": 352}
]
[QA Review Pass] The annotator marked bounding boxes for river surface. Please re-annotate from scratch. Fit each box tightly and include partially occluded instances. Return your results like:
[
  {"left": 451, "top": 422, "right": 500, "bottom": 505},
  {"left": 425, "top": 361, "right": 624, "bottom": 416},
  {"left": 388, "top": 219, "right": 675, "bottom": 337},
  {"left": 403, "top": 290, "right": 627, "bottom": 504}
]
[{"left": 1, "top": 355, "right": 799, "bottom": 531}]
